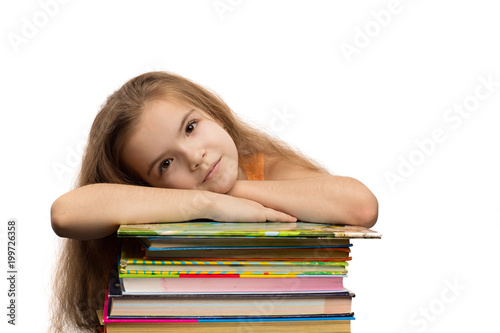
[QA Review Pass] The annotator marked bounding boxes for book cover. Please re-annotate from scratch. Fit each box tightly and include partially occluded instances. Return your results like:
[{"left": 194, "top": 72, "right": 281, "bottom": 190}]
[
  {"left": 117, "top": 221, "right": 382, "bottom": 238},
  {"left": 120, "top": 259, "right": 349, "bottom": 276},
  {"left": 118, "top": 273, "right": 347, "bottom": 294},
  {"left": 103, "top": 319, "right": 353, "bottom": 333}
]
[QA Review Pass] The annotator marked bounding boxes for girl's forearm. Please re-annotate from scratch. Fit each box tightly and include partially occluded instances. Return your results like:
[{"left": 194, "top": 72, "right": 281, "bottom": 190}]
[
  {"left": 228, "top": 176, "right": 378, "bottom": 228},
  {"left": 50, "top": 183, "right": 215, "bottom": 240}
]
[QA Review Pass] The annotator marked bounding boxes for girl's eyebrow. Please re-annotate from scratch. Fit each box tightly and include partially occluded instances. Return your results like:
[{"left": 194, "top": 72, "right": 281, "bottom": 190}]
[{"left": 146, "top": 108, "right": 196, "bottom": 177}]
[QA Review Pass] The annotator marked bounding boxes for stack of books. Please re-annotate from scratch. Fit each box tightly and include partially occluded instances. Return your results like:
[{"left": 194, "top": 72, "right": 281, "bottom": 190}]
[{"left": 101, "top": 221, "right": 381, "bottom": 332}]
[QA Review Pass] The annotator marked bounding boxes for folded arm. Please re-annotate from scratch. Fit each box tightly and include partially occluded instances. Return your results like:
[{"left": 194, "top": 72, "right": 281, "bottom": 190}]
[
  {"left": 228, "top": 158, "right": 378, "bottom": 228},
  {"left": 51, "top": 183, "right": 295, "bottom": 240}
]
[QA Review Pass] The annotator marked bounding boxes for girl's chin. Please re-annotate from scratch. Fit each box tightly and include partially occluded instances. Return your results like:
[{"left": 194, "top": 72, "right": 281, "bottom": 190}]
[
  {"left": 211, "top": 181, "right": 236, "bottom": 194},
  {"left": 206, "top": 175, "right": 237, "bottom": 194}
]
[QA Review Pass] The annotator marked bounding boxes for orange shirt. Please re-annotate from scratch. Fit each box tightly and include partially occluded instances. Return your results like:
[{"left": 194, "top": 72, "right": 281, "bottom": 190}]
[{"left": 240, "top": 153, "right": 265, "bottom": 181}]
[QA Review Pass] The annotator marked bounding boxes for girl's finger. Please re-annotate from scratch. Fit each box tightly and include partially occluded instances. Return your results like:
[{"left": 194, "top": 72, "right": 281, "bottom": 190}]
[{"left": 266, "top": 208, "right": 297, "bottom": 222}]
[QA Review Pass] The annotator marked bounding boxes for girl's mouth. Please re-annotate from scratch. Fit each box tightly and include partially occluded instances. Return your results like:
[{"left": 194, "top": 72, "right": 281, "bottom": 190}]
[{"left": 203, "top": 157, "right": 221, "bottom": 183}]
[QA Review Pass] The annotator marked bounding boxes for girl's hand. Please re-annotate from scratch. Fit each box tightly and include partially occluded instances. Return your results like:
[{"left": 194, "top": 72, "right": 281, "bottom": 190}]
[{"left": 206, "top": 192, "right": 297, "bottom": 223}]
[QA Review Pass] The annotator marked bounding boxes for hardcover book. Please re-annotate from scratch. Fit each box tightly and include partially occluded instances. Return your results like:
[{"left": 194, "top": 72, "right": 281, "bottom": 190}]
[
  {"left": 119, "top": 275, "right": 347, "bottom": 295},
  {"left": 117, "top": 221, "right": 382, "bottom": 239}
]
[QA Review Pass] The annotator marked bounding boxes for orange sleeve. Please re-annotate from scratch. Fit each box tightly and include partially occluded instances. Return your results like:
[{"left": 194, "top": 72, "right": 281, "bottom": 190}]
[{"left": 240, "top": 153, "right": 265, "bottom": 181}]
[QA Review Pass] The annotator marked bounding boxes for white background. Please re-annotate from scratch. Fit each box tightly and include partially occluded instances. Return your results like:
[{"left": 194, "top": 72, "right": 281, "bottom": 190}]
[{"left": 1, "top": 0, "right": 499, "bottom": 332}]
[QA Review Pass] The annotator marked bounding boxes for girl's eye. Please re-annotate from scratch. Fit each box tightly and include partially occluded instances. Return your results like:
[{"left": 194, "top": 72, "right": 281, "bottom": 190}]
[
  {"left": 186, "top": 120, "right": 198, "bottom": 135},
  {"left": 159, "top": 158, "right": 173, "bottom": 174}
]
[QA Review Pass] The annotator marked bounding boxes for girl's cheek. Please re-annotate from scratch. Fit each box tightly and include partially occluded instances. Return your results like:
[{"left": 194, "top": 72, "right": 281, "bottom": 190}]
[{"left": 171, "top": 173, "right": 197, "bottom": 190}]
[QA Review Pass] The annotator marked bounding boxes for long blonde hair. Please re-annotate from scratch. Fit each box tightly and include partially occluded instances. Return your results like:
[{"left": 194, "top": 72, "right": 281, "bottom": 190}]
[{"left": 50, "top": 71, "right": 326, "bottom": 332}]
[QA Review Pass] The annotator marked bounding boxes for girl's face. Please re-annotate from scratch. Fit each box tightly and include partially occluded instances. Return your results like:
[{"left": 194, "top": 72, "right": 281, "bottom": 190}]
[{"left": 122, "top": 98, "right": 242, "bottom": 193}]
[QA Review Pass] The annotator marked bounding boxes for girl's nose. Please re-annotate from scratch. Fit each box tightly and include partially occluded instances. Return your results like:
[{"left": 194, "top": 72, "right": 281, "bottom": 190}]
[{"left": 187, "top": 146, "right": 206, "bottom": 171}]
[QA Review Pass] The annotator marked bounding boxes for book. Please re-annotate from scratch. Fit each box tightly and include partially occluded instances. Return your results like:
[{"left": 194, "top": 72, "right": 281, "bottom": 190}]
[
  {"left": 144, "top": 247, "right": 351, "bottom": 259},
  {"left": 108, "top": 297, "right": 354, "bottom": 318},
  {"left": 120, "top": 275, "right": 347, "bottom": 295},
  {"left": 142, "top": 237, "right": 352, "bottom": 249},
  {"left": 120, "top": 260, "right": 348, "bottom": 275},
  {"left": 104, "top": 318, "right": 353, "bottom": 333},
  {"left": 117, "top": 221, "right": 382, "bottom": 239}
]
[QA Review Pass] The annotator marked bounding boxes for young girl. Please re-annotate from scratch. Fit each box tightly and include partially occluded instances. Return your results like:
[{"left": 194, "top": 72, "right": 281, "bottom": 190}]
[{"left": 50, "top": 71, "right": 378, "bottom": 332}]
